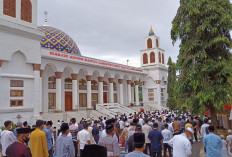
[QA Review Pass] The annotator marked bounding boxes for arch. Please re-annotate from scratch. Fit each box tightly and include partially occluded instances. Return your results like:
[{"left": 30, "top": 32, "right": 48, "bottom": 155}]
[
  {"left": 63, "top": 66, "right": 74, "bottom": 74},
  {"left": 79, "top": 68, "right": 88, "bottom": 76},
  {"left": 162, "top": 53, "right": 165, "bottom": 64},
  {"left": 48, "top": 76, "right": 56, "bottom": 89},
  {"left": 21, "top": 0, "right": 32, "bottom": 23},
  {"left": 91, "top": 80, "right": 98, "bottom": 90},
  {"left": 156, "top": 39, "right": 159, "bottom": 47},
  {"left": 79, "top": 79, "right": 87, "bottom": 90},
  {"left": 44, "top": 63, "right": 57, "bottom": 72},
  {"left": 143, "top": 53, "right": 148, "bottom": 64},
  {"left": 150, "top": 52, "right": 155, "bottom": 63},
  {"left": 159, "top": 52, "right": 161, "bottom": 63},
  {"left": 147, "top": 38, "right": 152, "bottom": 49},
  {"left": 3, "top": 0, "right": 16, "bottom": 18}
]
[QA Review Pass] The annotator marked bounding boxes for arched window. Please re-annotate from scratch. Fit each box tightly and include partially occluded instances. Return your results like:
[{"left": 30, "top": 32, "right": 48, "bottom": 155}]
[
  {"left": 162, "top": 53, "right": 165, "bottom": 64},
  {"left": 65, "top": 78, "right": 72, "bottom": 90},
  {"left": 103, "top": 81, "right": 108, "bottom": 90},
  {"left": 150, "top": 52, "right": 155, "bottom": 63},
  {"left": 3, "top": 0, "right": 16, "bottom": 18},
  {"left": 156, "top": 39, "right": 159, "bottom": 47},
  {"left": 113, "top": 82, "right": 117, "bottom": 91},
  {"left": 79, "top": 79, "right": 87, "bottom": 90},
  {"left": 48, "top": 76, "right": 56, "bottom": 89},
  {"left": 147, "top": 38, "right": 152, "bottom": 49},
  {"left": 91, "top": 80, "right": 98, "bottom": 90},
  {"left": 159, "top": 52, "right": 161, "bottom": 63},
  {"left": 21, "top": 0, "right": 32, "bottom": 23},
  {"left": 143, "top": 53, "right": 148, "bottom": 64}
]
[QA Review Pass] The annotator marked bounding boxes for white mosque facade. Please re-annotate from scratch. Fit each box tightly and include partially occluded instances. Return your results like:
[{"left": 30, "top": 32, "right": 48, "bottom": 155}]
[{"left": 0, "top": 0, "right": 168, "bottom": 124}]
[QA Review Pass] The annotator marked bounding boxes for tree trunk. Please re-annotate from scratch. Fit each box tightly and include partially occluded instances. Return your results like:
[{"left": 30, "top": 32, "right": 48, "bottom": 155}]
[{"left": 209, "top": 104, "right": 218, "bottom": 133}]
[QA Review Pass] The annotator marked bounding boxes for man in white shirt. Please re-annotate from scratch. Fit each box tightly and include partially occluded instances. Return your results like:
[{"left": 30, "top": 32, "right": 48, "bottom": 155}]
[
  {"left": 77, "top": 123, "right": 90, "bottom": 156},
  {"left": 168, "top": 127, "right": 193, "bottom": 157},
  {"left": 1, "top": 121, "right": 16, "bottom": 157},
  {"left": 161, "top": 123, "right": 173, "bottom": 157},
  {"left": 142, "top": 119, "right": 152, "bottom": 155},
  {"left": 200, "top": 118, "right": 209, "bottom": 138}
]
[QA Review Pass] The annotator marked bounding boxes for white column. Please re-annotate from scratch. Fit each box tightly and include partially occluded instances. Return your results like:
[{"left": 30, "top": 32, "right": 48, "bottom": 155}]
[
  {"left": 16, "top": 0, "right": 21, "bottom": 19},
  {"left": 72, "top": 80, "right": 78, "bottom": 110},
  {"left": 109, "top": 83, "right": 114, "bottom": 103},
  {"left": 71, "top": 74, "right": 78, "bottom": 110},
  {"left": 0, "top": 0, "right": 3, "bottom": 14},
  {"left": 55, "top": 72, "right": 62, "bottom": 111},
  {"left": 131, "top": 84, "right": 134, "bottom": 103},
  {"left": 127, "top": 80, "right": 132, "bottom": 106},
  {"left": 135, "top": 81, "right": 139, "bottom": 106},
  {"left": 86, "top": 75, "right": 92, "bottom": 110},
  {"left": 33, "top": 70, "right": 40, "bottom": 116},
  {"left": 98, "top": 81, "right": 103, "bottom": 104},
  {"left": 157, "top": 81, "right": 162, "bottom": 110},
  {"left": 118, "top": 79, "right": 124, "bottom": 105},
  {"left": 39, "top": 70, "right": 43, "bottom": 113}
]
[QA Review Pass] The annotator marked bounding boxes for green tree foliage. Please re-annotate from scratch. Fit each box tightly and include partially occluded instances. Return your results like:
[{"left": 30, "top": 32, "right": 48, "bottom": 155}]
[
  {"left": 171, "top": 0, "right": 232, "bottom": 127},
  {"left": 167, "top": 57, "right": 177, "bottom": 109}
]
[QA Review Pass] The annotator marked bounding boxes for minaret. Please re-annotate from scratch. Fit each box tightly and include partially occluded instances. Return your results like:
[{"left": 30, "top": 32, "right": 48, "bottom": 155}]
[{"left": 140, "top": 27, "right": 165, "bottom": 67}]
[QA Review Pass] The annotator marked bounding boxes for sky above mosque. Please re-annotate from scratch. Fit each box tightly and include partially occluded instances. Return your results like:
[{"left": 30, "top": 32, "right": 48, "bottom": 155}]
[{"left": 38, "top": 0, "right": 180, "bottom": 67}]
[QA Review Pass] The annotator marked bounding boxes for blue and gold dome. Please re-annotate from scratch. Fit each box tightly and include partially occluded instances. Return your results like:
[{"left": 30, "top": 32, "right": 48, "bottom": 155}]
[{"left": 38, "top": 26, "right": 81, "bottom": 55}]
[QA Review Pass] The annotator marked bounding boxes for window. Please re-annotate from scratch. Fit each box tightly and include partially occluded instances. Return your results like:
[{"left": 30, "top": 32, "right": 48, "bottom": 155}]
[
  {"left": 103, "top": 81, "right": 108, "bottom": 91},
  {"left": 79, "top": 79, "right": 87, "bottom": 90},
  {"left": 10, "top": 100, "right": 23, "bottom": 107},
  {"left": 162, "top": 53, "right": 165, "bottom": 64},
  {"left": 65, "top": 78, "right": 72, "bottom": 90},
  {"left": 147, "top": 38, "right": 152, "bottom": 49},
  {"left": 156, "top": 39, "right": 159, "bottom": 47},
  {"left": 91, "top": 80, "right": 98, "bottom": 90},
  {"left": 159, "top": 52, "right": 161, "bottom": 63},
  {"left": 11, "top": 80, "right": 24, "bottom": 87},
  {"left": 48, "top": 93, "right": 56, "bottom": 109},
  {"left": 3, "top": 0, "right": 16, "bottom": 18},
  {"left": 150, "top": 52, "right": 155, "bottom": 63},
  {"left": 161, "top": 88, "right": 165, "bottom": 101},
  {"left": 48, "top": 76, "right": 56, "bottom": 89},
  {"left": 10, "top": 90, "right": 23, "bottom": 97},
  {"left": 148, "top": 89, "right": 154, "bottom": 102},
  {"left": 21, "top": 0, "right": 32, "bottom": 23},
  {"left": 113, "top": 82, "right": 117, "bottom": 91},
  {"left": 143, "top": 53, "right": 148, "bottom": 64}
]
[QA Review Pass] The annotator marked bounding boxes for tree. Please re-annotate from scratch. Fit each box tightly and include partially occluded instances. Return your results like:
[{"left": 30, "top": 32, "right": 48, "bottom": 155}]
[
  {"left": 171, "top": 0, "right": 232, "bottom": 128},
  {"left": 167, "top": 57, "right": 177, "bottom": 109}
]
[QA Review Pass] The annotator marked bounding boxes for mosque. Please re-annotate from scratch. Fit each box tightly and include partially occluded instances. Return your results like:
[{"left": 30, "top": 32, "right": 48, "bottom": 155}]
[{"left": 0, "top": 0, "right": 168, "bottom": 124}]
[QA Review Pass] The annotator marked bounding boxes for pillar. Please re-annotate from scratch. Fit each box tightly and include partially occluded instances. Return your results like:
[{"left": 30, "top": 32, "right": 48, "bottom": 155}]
[
  {"left": 33, "top": 64, "right": 41, "bottom": 118},
  {"left": 72, "top": 74, "right": 78, "bottom": 110},
  {"left": 86, "top": 75, "right": 92, "bottom": 110},
  {"left": 40, "top": 70, "right": 44, "bottom": 113},
  {"left": 98, "top": 77, "right": 104, "bottom": 104},
  {"left": 0, "top": 0, "right": 3, "bottom": 14},
  {"left": 16, "top": 0, "right": 21, "bottom": 19},
  {"left": 127, "top": 80, "right": 132, "bottom": 106},
  {"left": 131, "top": 83, "right": 134, "bottom": 104},
  {"left": 108, "top": 78, "right": 114, "bottom": 103},
  {"left": 55, "top": 72, "right": 63, "bottom": 111},
  {"left": 156, "top": 80, "right": 162, "bottom": 110},
  {"left": 118, "top": 79, "right": 124, "bottom": 105},
  {"left": 135, "top": 81, "right": 139, "bottom": 106}
]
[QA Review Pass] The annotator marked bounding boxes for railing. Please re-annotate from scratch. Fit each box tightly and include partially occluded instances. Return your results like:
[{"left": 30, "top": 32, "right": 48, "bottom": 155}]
[{"left": 96, "top": 104, "right": 118, "bottom": 118}]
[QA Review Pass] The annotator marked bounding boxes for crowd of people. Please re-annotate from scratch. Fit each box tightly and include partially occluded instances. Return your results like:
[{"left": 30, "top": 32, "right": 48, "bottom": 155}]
[{"left": 0, "top": 110, "right": 231, "bottom": 157}]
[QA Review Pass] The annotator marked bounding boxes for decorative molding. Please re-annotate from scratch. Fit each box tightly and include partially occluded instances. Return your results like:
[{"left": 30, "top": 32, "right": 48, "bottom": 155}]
[
  {"left": 86, "top": 75, "right": 92, "bottom": 81},
  {"left": 55, "top": 72, "right": 63, "bottom": 79},
  {"left": 156, "top": 80, "right": 161, "bottom": 84},
  {"left": 98, "top": 77, "right": 104, "bottom": 82},
  {"left": 109, "top": 78, "right": 114, "bottom": 83},
  {"left": 118, "top": 79, "right": 124, "bottom": 84},
  {"left": 134, "top": 81, "right": 139, "bottom": 85},
  {"left": 71, "top": 74, "right": 78, "bottom": 80},
  {"left": 127, "top": 80, "right": 132, "bottom": 84},
  {"left": 33, "top": 64, "right": 41, "bottom": 71}
]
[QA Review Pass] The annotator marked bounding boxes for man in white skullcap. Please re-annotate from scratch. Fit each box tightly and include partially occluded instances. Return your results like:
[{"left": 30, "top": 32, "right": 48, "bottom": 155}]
[{"left": 168, "top": 127, "right": 193, "bottom": 157}]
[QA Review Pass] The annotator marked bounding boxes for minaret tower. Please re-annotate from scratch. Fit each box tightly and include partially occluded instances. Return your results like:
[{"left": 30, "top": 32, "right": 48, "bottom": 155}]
[{"left": 140, "top": 27, "right": 165, "bottom": 67}]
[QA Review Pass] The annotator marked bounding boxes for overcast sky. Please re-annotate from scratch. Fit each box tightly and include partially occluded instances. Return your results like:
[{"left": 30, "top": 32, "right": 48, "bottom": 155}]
[{"left": 37, "top": 0, "right": 180, "bottom": 67}]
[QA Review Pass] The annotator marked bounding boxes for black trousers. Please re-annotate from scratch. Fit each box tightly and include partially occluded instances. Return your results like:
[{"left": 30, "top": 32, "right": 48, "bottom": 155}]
[
  {"left": 48, "top": 148, "right": 53, "bottom": 157},
  {"left": 194, "top": 129, "right": 198, "bottom": 142},
  {"left": 151, "top": 152, "right": 161, "bottom": 157},
  {"left": 73, "top": 141, "right": 78, "bottom": 157},
  {"left": 143, "top": 143, "right": 151, "bottom": 155},
  {"left": 163, "top": 143, "right": 172, "bottom": 157}
]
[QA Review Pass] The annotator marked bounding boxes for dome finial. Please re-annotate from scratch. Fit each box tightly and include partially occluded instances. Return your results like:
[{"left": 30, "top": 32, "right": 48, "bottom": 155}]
[
  {"left": 43, "top": 11, "right": 49, "bottom": 26},
  {"left": 149, "top": 26, "right": 155, "bottom": 36}
]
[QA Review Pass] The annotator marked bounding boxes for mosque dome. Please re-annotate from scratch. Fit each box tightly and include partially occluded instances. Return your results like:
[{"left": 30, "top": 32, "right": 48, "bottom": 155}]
[
  {"left": 149, "top": 27, "right": 155, "bottom": 36},
  {"left": 38, "top": 26, "right": 81, "bottom": 55}
]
